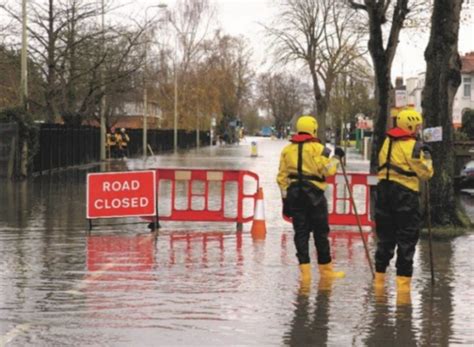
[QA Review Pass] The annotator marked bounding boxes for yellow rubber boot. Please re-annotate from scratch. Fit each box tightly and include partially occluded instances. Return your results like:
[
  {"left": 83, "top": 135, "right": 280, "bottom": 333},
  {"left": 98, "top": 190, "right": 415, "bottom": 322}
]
[
  {"left": 374, "top": 272, "right": 386, "bottom": 301},
  {"left": 318, "top": 277, "right": 334, "bottom": 292},
  {"left": 374, "top": 272, "right": 385, "bottom": 288},
  {"left": 299, "top": 263, "right": 312, "bottom": 282},
  {"left": 396, "top": 276, "right": 411, "bottom": 293},
  {"left": 396, "top": 276, "right": 412, "bottom": 305},
  {"left": 318, "top": 262, "right": 345, "bottom": 279}
]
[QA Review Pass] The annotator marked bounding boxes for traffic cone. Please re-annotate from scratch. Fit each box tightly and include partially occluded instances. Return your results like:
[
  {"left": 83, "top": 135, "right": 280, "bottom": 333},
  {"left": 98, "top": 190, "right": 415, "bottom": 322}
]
[{"left": 251, "top": 187, "right": 266, "bottom": 239}]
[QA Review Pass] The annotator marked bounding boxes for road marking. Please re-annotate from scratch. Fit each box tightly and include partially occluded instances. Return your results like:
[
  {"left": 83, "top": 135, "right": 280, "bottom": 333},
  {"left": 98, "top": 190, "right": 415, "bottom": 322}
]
[{"left": 0, "top": 323, "right": 31, "bottom": 347}]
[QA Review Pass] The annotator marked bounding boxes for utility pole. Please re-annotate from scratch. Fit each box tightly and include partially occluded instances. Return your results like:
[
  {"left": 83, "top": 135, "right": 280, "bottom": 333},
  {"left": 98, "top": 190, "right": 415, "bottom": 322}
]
[
  {"left": 143, "top": 27, "right": 149, "bottom": 158},
  {"left": 19, "top": 0, "right": 28, "bottom": 178},
  {"left": 20, "top": 0, "right": 28, "bottom": 110},
  {"left": 99, "top": 0, "right": 106, "bottom": 161},
  {"left": 174, "top": 57, "right": 178, "bottom": 153}
]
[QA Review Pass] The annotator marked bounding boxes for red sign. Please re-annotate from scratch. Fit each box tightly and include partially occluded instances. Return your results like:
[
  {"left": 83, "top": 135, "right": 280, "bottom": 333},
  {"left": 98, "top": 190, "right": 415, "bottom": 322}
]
[{"left": 87, "top": 170, "right": 156, "bottom": 219}]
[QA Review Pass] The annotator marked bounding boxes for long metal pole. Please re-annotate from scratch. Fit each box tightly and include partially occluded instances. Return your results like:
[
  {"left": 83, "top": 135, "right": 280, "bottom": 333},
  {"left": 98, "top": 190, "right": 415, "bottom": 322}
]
[
  {"left": 339, "top": 158, "right": 375, "bottom": 278},
  {"left": 20, "top": 0, "right": 28, "bottom": 110},
  {"left": 99, "top": 0, "right": 106, "bottom": 161},
  {"left": 425, "top": 181, "right": 435, "bottom": 286},
  {"left": 143, "top": 14, "right": 148, "bottom": 158},
  {"left": 173, "top": 59, "right": 178, "bottom": 153},
  {"left": 196, "top": 108, "right": 200, "bottom": 149}
]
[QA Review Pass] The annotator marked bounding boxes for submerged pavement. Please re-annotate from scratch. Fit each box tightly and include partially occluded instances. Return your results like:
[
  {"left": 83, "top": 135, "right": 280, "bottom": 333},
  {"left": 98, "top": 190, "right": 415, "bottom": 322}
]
[{"left": 0, "top": 137, "right": 473, "bottom": 346}]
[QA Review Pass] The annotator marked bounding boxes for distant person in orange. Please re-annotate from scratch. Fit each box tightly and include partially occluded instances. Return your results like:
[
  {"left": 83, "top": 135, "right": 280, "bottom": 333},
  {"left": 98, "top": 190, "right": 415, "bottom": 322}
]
[
  {"left": 106, "top": 129, "right": 117, "bottom": 159},
  {"left": 119, "top": 128, "right": 130, "bottom": 158}
]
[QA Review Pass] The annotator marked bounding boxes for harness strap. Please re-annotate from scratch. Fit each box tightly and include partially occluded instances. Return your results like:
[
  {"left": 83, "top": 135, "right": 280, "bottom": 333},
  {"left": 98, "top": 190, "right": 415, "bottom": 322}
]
[
  {"left": 288, "top": 173, "right": 325, "bottom": 182},
  {"left": 378, "top": 163, "right": 417, "bottom": 177},
  {"left": 288, "top": 142, "right": 326, "bottom": 184},
  {"left": 385, "top": 139, "right": 393, "bottom": 180},
  {"left": 297, "top": 143, "right": 303, "bottom": 183}
]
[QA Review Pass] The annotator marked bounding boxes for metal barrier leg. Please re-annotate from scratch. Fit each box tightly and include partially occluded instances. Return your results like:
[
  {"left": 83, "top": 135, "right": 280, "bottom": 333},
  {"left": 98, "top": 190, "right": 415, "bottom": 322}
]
[{"left": 236, "top": 222, "right": 243, "bottom": 232}]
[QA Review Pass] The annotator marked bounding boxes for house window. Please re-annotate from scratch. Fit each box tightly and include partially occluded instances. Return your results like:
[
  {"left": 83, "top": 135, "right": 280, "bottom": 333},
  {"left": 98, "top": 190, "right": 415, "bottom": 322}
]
[{"left": 464, "top": 77, "right": 471, "bottom": 98}]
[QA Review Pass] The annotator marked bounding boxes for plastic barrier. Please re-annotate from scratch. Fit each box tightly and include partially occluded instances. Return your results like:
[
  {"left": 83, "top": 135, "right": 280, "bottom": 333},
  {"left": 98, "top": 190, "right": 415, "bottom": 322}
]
[
  {"left": 328, "top": 173, "right": 377, "bottom": 227},
  {"left": 145, "top": 168, "right": 259, "bottom": 229},
  {"left": 285, "top": 173, "right": 377, "bottom": 227}
]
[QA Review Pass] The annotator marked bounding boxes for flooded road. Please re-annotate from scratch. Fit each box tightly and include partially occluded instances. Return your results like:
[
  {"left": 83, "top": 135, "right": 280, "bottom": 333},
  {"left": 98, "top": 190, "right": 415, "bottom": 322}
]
[{"left": 1, "top": 137, "right": 473, "bottom": 346}]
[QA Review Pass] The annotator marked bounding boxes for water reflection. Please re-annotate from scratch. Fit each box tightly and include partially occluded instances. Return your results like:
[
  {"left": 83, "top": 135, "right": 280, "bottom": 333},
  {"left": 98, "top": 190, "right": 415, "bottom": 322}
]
[
  {"left": 417, "top": 238, "right": 455, "bottom": 346},
  {"left": 283, "top": 279, "right": 332, "bottom": 346},
  {"left": 0, "top": 139, "right": 473, "bottom": 346},
  {"left": 166, "top": 231, "right": 244, "bottom": 267},
  {"left": 362, "top": 290, "right": 417, "bottom": 346}
]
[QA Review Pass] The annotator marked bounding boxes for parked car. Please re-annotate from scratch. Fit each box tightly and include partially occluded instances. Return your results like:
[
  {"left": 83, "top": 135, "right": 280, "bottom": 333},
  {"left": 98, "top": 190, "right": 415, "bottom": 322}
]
[{"left": 459, "top": 160, "right": 474, "bottom": 189}]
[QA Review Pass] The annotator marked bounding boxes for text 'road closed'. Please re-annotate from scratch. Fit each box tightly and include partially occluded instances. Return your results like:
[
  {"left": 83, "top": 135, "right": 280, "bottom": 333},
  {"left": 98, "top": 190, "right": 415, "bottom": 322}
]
[{"left": 87, "top": 171, "right": 156, "bottom": 219}]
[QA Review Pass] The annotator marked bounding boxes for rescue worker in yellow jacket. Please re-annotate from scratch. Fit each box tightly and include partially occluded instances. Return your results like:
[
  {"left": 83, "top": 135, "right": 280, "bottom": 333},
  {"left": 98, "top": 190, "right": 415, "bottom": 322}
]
[
  {"left": 119, "top": 128, "right": 130, "bottom": 158},
  {"left": 277, "top": 115, "right": 345, "bottom": 284},
  {"left": 374, "top": 109, "right": 434, "bottom": 295}
]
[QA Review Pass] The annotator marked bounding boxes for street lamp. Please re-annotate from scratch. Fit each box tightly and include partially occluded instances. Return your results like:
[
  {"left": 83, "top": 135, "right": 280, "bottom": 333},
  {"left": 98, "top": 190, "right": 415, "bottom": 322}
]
[{"left": 143, "top": 4, "right": 168, "bottom": 158}]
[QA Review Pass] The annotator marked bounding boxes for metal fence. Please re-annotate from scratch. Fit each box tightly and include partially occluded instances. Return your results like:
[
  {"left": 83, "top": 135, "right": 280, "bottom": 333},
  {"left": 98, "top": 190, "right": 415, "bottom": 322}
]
[
  {"left": 32, "top": 124, "right": 210, "bottom": 175},
  {"left": 0, "top": 123, "right": 18, "bottom": 178}
]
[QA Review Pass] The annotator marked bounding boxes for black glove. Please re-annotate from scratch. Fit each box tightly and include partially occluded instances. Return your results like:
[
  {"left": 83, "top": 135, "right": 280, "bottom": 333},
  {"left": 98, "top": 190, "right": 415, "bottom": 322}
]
[
  {"left": 334, "top": 147, "right": 345, "bottom": 159},
  {"left": 421, "top": 144, "right": 432, "bottom": 154},
  {"left": 282, "top": 198, "right": 292, "bottom": 218}
]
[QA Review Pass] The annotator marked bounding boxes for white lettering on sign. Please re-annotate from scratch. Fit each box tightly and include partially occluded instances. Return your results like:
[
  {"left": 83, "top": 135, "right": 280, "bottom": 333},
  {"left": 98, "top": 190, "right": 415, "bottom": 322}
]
[
  {"left": 93, "top": 197, "right": 149, "bottom": 210},
  {"left": 102, "top": 180, "right": 140, "bottom": 192}
]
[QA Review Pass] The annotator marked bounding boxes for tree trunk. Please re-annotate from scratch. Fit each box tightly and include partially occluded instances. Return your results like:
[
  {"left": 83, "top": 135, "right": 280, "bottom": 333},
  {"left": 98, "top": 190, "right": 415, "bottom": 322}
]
[
  {"left": 370, "top": 64, "right": 391, "bottom": 174},
  {"left": 366, "top": 6, "right": 392, "bottom": 175},
  {"left": 310, "top": 65, "right": 326, "bottom": 142},
  {"left": 422, "top": 0, "right": 465, "bottom": 226}
]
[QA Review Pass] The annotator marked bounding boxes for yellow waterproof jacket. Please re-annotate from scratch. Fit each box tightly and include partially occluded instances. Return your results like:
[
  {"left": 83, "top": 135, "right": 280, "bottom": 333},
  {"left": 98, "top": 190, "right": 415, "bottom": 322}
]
[
  {"left": 377, "top": 128, "right": 434, "bottom": 192},
  {"left": 277, "top": 135, "right": 339, "bottom": 196},
  {"left": 120, "top": 133, "right": 130, "bottom": 147},
  {"left": 114, "top": 133, "right": 123, "bottom": 148},
  {"left": 106, "top": 133, "right": 116, "bottom": 147}
]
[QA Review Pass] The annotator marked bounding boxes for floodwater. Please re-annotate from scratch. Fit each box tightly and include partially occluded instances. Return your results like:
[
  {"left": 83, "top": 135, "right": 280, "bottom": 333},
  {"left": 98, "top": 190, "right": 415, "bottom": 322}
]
[{"left": 0, "top": 137, "right": 473, "bottom": 346}]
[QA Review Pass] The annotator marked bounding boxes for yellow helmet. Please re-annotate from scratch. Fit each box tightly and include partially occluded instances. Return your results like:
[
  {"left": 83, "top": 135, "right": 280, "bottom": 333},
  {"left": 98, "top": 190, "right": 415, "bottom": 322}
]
[
  {"left": 296, "top": 115, "right": 318, "bottom": 136},
  {"left": 397, "top": 109, "right": 423, "bottom": 134}
]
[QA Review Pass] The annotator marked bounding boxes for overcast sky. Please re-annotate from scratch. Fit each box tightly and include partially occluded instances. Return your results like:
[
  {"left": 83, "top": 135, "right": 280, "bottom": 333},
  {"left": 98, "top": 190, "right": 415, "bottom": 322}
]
[
  {"left": 3, "top": 0, "right": 473, "bottom": 81},
  {"left": 126, "top": 0, "right": 474, "bottom": 81}
]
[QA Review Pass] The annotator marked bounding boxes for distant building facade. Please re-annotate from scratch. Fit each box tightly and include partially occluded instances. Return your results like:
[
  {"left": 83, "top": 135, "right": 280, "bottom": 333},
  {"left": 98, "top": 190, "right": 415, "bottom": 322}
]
[{"left": 404, "top": 52, "right": 474, "bottom": 127}]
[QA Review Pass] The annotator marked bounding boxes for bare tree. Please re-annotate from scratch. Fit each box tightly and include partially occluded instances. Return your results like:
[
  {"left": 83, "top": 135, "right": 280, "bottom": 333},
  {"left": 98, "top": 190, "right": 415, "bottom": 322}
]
[
  {"left": 347, "top": 0, "right": 416, "bottom": 172},
  {"left": 258, "top": 72, "right": 307, "bottom": 134},
  {"left": 168, "top": 0, "right": 215, "bottom": 73},
  {"left": 266, "top": 0, "right": 366, "bottom": 142},
  {"left": 422, "top": 0, "right": 467, "bottom": 226},
  {"left": 1, "top": 0, "right": 148, "bottom": 125},
  {"left": 329, "top": 65, "right": 375, "bottom": 144}
]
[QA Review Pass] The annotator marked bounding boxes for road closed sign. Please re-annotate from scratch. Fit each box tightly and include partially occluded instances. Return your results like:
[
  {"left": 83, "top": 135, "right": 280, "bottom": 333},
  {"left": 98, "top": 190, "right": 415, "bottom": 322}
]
[{"left": 87, "top": 170, "right": 156, "bottom": 219}]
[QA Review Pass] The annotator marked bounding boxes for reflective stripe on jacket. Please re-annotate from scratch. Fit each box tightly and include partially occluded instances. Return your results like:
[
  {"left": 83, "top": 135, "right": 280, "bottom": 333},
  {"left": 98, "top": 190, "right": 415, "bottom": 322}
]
[
  {"left": 377, "top": 130, "right": 433, "bottom": 192},
  {"left": 277, "top": 137, "right": 338, "bottom": 195}
]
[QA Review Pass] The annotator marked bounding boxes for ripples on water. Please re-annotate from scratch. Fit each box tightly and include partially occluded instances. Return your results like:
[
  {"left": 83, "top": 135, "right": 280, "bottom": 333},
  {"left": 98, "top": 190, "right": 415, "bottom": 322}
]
[{"left": 0, "top": 139, "right": 473, "bottom": 346}]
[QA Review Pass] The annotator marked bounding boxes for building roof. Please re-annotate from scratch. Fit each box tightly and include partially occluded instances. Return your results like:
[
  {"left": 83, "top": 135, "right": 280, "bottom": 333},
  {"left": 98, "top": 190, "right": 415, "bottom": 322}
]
[{"left": 461, "top": 52, "right": 474, "bottom": 73}]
